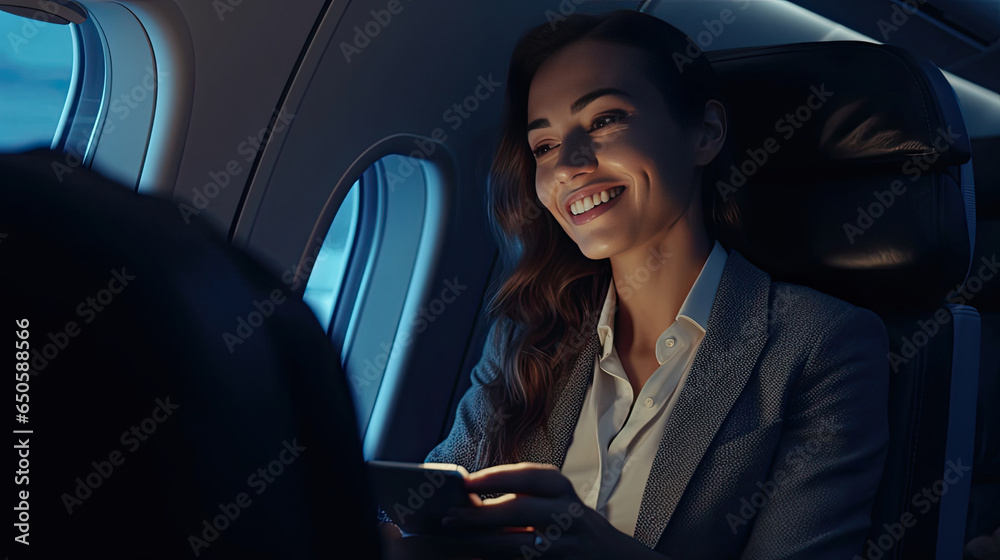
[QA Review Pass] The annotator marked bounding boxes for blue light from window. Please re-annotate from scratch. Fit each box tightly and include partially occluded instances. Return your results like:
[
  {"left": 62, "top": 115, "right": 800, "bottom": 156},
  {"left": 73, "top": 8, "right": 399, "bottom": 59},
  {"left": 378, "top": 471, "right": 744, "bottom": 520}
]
[
  {"left": 0, "top": 11, "right": 74, "bottom": 152},
  {"left": 304, "top": 181, "right": 360, "bottom": 330}
]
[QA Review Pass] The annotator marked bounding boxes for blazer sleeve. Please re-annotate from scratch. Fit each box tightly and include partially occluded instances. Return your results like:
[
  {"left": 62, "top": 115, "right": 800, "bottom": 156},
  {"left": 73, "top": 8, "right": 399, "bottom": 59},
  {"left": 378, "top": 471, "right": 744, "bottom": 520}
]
[
  {"left": 740, "top": 305, "right": 890, "bottom": 560},
  {"left": 424, "top": 318, "right": 509, "bottom": 472}
]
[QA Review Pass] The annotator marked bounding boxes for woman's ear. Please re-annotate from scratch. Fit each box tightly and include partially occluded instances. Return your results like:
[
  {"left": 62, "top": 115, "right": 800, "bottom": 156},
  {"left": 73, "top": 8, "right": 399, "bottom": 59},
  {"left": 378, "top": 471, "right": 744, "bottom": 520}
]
[{"left": 693, "top": 100, "right": 727, "bottom": 165}]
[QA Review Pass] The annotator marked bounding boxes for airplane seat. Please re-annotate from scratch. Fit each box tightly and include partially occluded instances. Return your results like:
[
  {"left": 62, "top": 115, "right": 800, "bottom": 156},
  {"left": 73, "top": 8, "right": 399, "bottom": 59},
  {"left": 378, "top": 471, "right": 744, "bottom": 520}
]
[
  {"left": 707, "top": 42, "right": 978, "bottom": 559},
  {"left": 0, "top": 151, "right": 381, "bottom": 559},
  {"left": 965, "top": 135, "right": 1000, "bottom": 551}
]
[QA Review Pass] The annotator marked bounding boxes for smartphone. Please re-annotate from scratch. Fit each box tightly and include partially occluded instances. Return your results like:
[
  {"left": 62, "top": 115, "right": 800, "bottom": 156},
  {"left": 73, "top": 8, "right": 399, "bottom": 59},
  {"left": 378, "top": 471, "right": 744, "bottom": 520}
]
[{"left": 368, "top": 460, "right": 477, "bottom": 535}]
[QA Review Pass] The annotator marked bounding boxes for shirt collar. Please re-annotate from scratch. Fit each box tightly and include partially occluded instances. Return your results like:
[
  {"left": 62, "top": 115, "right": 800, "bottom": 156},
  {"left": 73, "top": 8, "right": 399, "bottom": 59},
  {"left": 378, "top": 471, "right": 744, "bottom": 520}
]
[
  {"left": 677, "top": 240, "right": 728, "bottom": 333},
  {"left": 596, "top": 240, "right": 728, "bottom": 359},
  {"left": 597, "top": 280, "right": 618, "bottom": 358}
]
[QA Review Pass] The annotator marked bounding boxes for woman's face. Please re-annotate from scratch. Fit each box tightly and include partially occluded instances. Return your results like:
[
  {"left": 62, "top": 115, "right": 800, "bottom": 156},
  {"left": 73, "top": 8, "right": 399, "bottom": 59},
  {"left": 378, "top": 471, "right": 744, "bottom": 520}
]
[{"left": 527, "top": 40, "right": 714, "bottom": 260}]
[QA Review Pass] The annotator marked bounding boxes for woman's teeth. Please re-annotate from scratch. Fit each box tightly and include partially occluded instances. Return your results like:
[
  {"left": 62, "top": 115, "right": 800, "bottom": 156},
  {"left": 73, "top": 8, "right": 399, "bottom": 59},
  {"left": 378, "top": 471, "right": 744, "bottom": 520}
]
[{"left": 570, "top": 186, "right": 624, "bottom": 216}]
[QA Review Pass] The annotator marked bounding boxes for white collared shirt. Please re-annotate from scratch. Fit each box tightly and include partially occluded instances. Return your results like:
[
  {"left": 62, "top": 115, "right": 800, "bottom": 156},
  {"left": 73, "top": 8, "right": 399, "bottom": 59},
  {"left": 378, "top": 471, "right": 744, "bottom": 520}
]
[{"left": 560, "top": 241, "right": 728, "bottom": 537}]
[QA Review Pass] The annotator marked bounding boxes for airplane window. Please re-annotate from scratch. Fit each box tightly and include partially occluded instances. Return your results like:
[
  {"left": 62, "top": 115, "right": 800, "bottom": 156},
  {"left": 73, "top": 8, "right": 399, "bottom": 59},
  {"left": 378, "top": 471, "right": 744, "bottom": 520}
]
[
  {"left": 300, "top": 152, "right": 431, "bottom": 437},
  {"left": 0, "top": 11, "right": 74, "bottom": 151},
  {"left": 303, "top": 180, "right": 360, "bottom": 329},
  {"left": 336, "top": 153, "right": 431, "bottom": 435}
]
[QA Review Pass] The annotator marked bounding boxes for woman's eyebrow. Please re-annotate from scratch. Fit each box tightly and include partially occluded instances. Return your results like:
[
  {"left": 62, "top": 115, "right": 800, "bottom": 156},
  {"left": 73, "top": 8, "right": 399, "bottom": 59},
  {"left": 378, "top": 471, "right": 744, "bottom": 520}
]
[
  {"left": 527, "top": 88, "right": 632, "bottom": 132},
  {"left": 527, "top": 118, "right": 550, "bottom": 133},
  {"left": 570, "top": 88, "right": 630, "bottom": 114}
]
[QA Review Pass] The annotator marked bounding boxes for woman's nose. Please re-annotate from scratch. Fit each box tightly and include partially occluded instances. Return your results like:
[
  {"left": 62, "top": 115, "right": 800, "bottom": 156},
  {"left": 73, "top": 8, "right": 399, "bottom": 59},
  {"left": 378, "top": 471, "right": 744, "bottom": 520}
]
[{"left": 553, "top": 128, "right": 598, "bottom": 184}]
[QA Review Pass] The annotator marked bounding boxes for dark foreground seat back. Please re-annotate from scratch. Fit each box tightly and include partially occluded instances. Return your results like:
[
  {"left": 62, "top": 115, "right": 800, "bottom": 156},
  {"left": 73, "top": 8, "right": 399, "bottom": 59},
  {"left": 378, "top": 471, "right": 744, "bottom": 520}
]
[
  {"left": 708, "top": 42, "right": 979, "bottom": 560},
  {"left": 0, "top": 150, "right": 381, "bottom": 559},
  {"left": 966, "top": 135, "right": 1000, "bottom": 551}
]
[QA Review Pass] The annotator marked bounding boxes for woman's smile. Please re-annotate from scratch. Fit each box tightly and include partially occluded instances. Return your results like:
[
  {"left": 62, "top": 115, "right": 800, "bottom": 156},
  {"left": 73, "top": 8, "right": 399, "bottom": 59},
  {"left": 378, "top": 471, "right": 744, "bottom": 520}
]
[{"left": 567, "top": 185, "right": 626, "bottom": 225}]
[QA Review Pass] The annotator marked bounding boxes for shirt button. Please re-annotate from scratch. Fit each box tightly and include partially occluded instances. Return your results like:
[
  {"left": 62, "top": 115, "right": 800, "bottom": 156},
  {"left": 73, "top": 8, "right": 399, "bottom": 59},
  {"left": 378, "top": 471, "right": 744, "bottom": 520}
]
[
  {"left": 644, "top": 397, "right": 654, "bottom": 408},
  {"left": 664, "top": 338, "right": 675, "bottom": 348}
]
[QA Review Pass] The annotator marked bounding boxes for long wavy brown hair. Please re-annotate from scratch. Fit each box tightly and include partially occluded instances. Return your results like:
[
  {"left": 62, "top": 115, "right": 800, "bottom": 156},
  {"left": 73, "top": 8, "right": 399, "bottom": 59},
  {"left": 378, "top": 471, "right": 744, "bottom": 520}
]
[{"left": 481, "top": 10, "right": 744, "bottom": 465}]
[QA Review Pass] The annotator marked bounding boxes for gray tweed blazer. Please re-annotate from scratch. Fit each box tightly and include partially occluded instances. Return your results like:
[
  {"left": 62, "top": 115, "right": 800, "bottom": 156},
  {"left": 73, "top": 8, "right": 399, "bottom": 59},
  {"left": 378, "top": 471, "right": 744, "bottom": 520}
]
[{"left": 425, "top": 249, "right": 890, "bottom": 559}]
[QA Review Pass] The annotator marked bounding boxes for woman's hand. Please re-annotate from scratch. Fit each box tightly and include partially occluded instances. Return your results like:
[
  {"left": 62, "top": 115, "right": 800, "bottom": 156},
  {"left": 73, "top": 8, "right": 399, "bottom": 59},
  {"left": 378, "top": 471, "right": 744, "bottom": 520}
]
[
  {"left": 405, "top": 462, "right": 666, "bottom": 560},
  {"left": 966, "top": 525, "right": 1000, "bottom": 560}
]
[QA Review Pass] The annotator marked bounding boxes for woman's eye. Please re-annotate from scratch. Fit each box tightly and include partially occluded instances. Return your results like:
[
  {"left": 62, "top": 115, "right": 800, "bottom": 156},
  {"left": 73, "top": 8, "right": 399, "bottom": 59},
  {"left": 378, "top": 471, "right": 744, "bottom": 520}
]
[
  {"left": 532, "top": 143, "right": 557, "bottom": 158},
  {"left": 589, "top": 111, "right": 627, "bottom": 132}
]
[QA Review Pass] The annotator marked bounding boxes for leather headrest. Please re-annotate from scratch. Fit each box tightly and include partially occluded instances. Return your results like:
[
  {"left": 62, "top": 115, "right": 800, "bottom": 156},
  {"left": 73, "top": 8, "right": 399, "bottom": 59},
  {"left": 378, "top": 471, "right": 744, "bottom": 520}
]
[{"left": 708, "top": 42, "right": 975, "bottom": 310}]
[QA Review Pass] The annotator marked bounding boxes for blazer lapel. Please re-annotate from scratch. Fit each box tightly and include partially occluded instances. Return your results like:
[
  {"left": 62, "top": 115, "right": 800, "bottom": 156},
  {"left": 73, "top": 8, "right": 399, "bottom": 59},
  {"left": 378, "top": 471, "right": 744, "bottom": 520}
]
[
  {"left": 518, "top": 330, "right": 601, "bottom": 467},
  {"left": 634, "top": 250, "right": 771, "bottom": 548}
]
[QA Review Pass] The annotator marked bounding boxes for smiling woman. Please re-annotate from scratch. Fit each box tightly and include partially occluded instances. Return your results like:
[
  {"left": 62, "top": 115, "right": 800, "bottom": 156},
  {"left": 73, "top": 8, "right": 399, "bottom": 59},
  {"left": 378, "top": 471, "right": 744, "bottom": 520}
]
[{"left": 407, "top": 10, "right": 893, "bottom": 560}]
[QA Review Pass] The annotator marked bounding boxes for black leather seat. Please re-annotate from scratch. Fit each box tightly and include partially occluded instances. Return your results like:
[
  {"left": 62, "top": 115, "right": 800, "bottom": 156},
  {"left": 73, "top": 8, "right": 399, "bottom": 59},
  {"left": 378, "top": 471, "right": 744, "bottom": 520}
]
[
  {"left": 707, "top": 41, "right": 979, "bottom": 560},
  {"left": 0, "top": 150, "right": 382, "bottom": 559},
  {"left": 966, "top": 135, "right": 1000, "bottom": 555}
]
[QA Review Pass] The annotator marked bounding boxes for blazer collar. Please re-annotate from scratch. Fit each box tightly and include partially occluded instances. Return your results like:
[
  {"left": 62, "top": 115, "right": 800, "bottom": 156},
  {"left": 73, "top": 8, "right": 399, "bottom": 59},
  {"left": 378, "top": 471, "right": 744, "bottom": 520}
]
[
  {"left": 520, "top": 249, "right": 771, "bottom": 548},
  {"left": 634, "top": 249, "right": 770, "bottom": 547}
]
